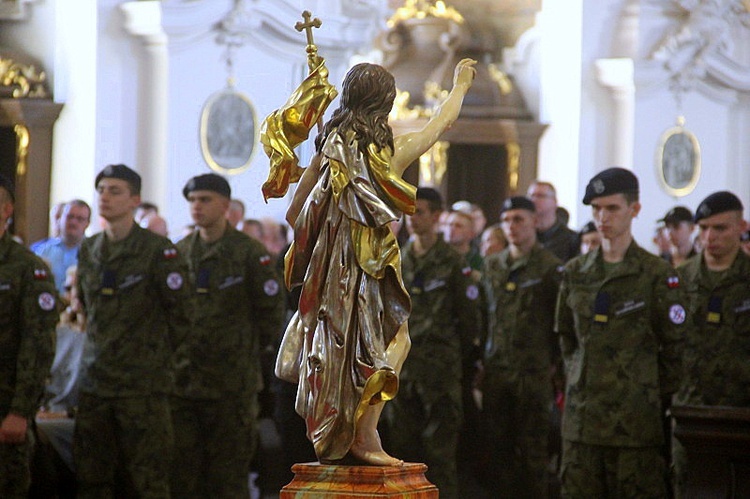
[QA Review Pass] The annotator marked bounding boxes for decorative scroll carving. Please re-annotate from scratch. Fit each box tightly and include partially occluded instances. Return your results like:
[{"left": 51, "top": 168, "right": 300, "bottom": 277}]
[
  {"left": 651, "top": 0, "right": 750, "bottom": 97},
  {"left": 0, "top": 57, "right": 48, "bottom": 98}
]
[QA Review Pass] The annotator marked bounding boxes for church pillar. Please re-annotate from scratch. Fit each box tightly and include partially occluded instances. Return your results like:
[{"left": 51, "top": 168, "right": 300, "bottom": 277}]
[
  {"left": 121, "top": 1, "right": 168, "bottom": 210},
  {"left": 595, "top": 58, "right": 635, "bottom": 169}
]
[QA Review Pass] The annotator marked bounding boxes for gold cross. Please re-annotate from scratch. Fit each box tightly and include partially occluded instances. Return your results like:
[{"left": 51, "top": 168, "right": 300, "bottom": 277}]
[{"left": 295, "top": 10, "right": 322, "bottom": 47}]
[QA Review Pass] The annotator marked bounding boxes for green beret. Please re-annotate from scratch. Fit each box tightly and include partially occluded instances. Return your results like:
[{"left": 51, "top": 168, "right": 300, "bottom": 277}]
[
  {"left": 694, "top": 191, "right": 743, "bottom": 223},
  {"left": 659, "top": 206, "right": 693, "bottom": 225},
  {"left": 0, "top": 173, "right": 15, "bottom": 202},
  {"left": 582, "top": 167, "right": 638, "bottom": 205},
  {"left": 182, "top": 174, "right": 231, "bottom": 200},
  {"left": 95, "top": 164, "right": 141, "bottom": 195},
  {"left": 500, "top": 196, "right": 536, "bottom": 214}
]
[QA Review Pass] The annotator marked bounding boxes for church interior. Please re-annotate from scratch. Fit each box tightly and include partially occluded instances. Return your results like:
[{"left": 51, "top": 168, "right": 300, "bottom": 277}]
[{"left": 2, "top": 0, "right": 750, "bottom": 497}]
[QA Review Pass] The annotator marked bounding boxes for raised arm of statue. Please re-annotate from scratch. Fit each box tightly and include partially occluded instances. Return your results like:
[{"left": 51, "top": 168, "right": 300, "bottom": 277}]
[{"left": 391, "top": 58, "right": 476, "bottom": 176}]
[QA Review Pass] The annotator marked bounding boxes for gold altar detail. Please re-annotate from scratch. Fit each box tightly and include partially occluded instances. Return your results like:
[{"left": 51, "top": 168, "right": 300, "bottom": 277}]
[
  {"left": 14, "top": 123, "right": 29, "bottom": 176},
  {"left": 380, "top": 1, "right": 546, "bottom": 222},
  {"left": 0, "top": 57, "right": 48, "bottom": 99}
]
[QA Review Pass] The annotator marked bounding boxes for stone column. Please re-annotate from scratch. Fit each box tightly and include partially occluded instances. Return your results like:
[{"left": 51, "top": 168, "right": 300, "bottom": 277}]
[
  {"left": 121, "top": 1, "right": 168, "bottom": 211},
  {"left": 595, "top": 58, "right": 635, "bottom": 169}
]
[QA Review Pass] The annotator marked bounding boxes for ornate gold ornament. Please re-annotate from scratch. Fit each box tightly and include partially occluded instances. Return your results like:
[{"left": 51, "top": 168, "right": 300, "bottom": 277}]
[
  {"left": 418, "top": 140, "right": 449, "bottom": 186},
  {"left": 506, "top": 141, "right": 521, "bottom": 192},
  {"left": 488, "top": 63, "right": 513, "bottom": 95},
  {"left": 387, "top": 0, "right": 464, "bottom": 28},
  {"left": 0, "top": 57, "right": 48, "bottom": 98},
  {"left": 14, "top": 124, "right": 30, "bottom": 176}
]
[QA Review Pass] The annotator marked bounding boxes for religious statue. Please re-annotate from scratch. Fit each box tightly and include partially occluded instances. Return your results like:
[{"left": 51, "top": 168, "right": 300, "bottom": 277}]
[{"left": 261, "top": 11, "right": 476, "bottom": 466}]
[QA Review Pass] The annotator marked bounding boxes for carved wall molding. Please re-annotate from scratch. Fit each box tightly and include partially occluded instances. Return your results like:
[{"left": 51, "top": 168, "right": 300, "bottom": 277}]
[
  {"left": 649, "top": 0, "right": 750, "bottom": 96},
  {"left": 0, "top": 0, "right": 39, "bottom": 21},
  {"left": 163, "top": 0, "right": 384, "bottom": 63}
]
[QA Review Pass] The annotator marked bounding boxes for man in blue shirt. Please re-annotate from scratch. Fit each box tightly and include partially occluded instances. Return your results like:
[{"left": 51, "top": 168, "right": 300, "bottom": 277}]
[{"left": 33, "top": 200, "right": 90, "bottom": 294}]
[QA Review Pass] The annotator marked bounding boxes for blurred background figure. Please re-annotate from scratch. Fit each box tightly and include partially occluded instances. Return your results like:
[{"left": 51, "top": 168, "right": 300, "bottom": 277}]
[
  {"left": 742, "top": 230, "right": 750, "bottom": 257},
  {"left": 139, "top": 212, "right": 168, "bottom": 237},
  {"left": 578, "top": 221, "right": 601, "bottom": 255},
  {"left": 242, "top": 218, "right": 265, "bottom": 242},
  {"left": 659, "top": 206, "right": 697, "bottom": 267},
  {"left": 260, "top": 217, "right": 288, "bottom": 259},
  {"left": 527, "top": 181, "right": 579, "bottom": 262},
  {"left": 652, "top": 223, "right": 672, "bottom": 260},
  {"left": 445, "top": 209, "right": 482, "bottom": 272},
  {"left": 479, "top": 223, "right": 507, "bottom": 258},
  {"left": 226, "top": 198, "right": 245, "bottom": 229},
  {"left": 30, "top": 201, "right": 66, "bottom": 252},
  {"left": 134, "top": 202, "right": 159, "bottom": 225}
]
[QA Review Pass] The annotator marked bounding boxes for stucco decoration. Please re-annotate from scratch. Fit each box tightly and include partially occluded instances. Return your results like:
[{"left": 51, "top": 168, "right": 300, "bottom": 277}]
[{"left": 651, "top": 0, "right": 750, "bottom": 97}]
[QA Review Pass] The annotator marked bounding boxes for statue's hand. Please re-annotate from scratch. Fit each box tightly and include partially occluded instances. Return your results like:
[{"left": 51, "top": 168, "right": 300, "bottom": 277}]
[{"left": 453, "top": 58, "right": 477, "bottom": 91}]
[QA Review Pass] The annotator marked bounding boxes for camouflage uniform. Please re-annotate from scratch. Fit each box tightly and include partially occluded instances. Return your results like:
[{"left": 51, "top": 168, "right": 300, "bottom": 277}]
[
  {"left": 171, "top": 226, "right": 283, "bottom": 498},
  {"left": 481, "top": 243, "right": 561, "bottom": 497},
  {"left": 385, "top": 237, "right": 481, "bottom": 499},
  {"left": 555, "top": 242, "right": 685, "bottom": 498},
  {"left": 75, "top": 225, "right": 193, "bottom": 498},
  {"left": 0, "top": 232, "right": 58, "bottom": 497},
  {"left": 672, "top": 250, "right": 750, "bottom": 494}
]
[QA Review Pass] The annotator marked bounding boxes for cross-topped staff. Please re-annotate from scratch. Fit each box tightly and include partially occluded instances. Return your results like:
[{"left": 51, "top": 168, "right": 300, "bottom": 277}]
[{"left": 295, "top": 10, "right": 322, "bottom": 73}]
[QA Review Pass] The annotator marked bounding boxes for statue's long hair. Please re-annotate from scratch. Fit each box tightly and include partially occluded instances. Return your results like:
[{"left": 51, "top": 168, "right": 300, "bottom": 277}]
[{"left": 314, "top": 63, "right": 396, "bottom": 157}]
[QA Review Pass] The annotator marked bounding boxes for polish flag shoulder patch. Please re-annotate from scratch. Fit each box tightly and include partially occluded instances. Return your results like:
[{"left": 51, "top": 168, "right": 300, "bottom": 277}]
[
  {"left": 259, "top": 255, "right": 272, "bottom": 266},
  {"left": 34, "top": 268, "right": 48, "bottom": 280},
  {"left": 163, "top": 248, "right": 178, "bottom": 260},
  {"left": 667, "top": 276, "right": 680, "bottom": 289}
]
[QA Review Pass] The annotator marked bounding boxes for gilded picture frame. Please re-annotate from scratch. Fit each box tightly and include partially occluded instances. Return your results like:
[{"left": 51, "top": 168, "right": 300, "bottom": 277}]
[
  {"left": 655, "top": 119, "right": 701, "bottom": 197},
  {"left": 199, "top": 89, "right": 258, "bottom": 175}
]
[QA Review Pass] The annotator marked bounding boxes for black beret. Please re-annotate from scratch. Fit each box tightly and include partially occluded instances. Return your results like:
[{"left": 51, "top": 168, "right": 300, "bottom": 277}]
[
  {"left": 500, "top": 196, "right": 536, "bottom": 214},
  {"left": 659, "top": 206, "right": 693, "bottom": 225},
  {"left": 694, "top": 191, "right": 744, "bottom": 223},
  {"left": 579, "top": 221, "right": 597, "bottom": 236},
  {"left": 95, "top": 164, "right": 141, "bottom": 195},
  {"left": 0, "top": 172, "right": 15, "bottom": 202},
  {"left": 582, "top": 167, "right": 639, "bottom": 205},
  {"left": 182, "top": 173, "right": 231, "bottom": 200}
]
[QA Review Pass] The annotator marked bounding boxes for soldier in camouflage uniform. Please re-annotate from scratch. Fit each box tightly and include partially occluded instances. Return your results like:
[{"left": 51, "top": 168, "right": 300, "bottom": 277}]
[
  {"left": 481, "top": 196, "right": 562, "bottom": 498},
  {"left": 555, "top": 168, "right": 685, "bottom": 498},
  {"left": 74, "top": 164, "right": 193, "bottom": 498},
  {"left": 672, "top": 191, "right": 750, "bottom": 495},
  {"left": 0, "top": 174, "right": 58, "bottom": 498},
  {"left": 171, "top": 174, "right": 283, "bottom": 497},
  {"left": 384, "top": 188, "right": 481, "bottom": 499}
]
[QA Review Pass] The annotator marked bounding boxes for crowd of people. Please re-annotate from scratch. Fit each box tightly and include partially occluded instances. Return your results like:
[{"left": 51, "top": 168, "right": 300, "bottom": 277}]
[{"left": 1, "top": 160, "right": 749, "bottom": 498}]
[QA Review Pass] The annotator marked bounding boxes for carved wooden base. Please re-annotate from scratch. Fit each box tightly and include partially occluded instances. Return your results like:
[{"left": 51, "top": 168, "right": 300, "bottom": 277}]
[{"left": 279, "top": 462, "right": 438, "bottom": 498}]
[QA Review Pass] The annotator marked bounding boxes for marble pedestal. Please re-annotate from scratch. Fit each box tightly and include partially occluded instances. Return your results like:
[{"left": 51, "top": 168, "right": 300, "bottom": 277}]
[{"left": 279, "top": 462, "right": 438, "bottom": 498}]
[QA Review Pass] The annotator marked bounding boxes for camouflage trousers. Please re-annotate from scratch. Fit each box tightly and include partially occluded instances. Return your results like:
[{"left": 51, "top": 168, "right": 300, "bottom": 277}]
[
  {"left": 0, "top": 426, "right": 34, "bottom": 498},
  {"left": 385, "top": 380, "right": 462, "bottom": 499},
  {"left": 481, "top": 370, "right": 551, "bottom": 499},
  {"left": 74, "top": 393, "right": 173, "bottom": 499},
  {"left": 170, "top": 394, "right": 258, "bottom": 498},
  {"left": 560, "top": 440, "right": 667, "bottom": 498}
]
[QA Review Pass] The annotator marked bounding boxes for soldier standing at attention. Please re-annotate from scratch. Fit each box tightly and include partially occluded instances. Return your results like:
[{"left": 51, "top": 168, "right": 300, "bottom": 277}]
[
  {"left": 672, "top": 191, "right": 750, "bottom": 495},
  {"left": 555, "top": 167, "right": 685, "bottom": 497},
  {"left": 0, "top": 173, "right": 58, "bottom": 497},
  {"left": 171, "top": 174, "right": 283, "bottom": 497},
  {"left": 480, "top": 196, "right": 562, "bottom": 498},
  {"left": 385, "top": 187, "right": 481, "bottom": 498},
  {"left": 74, "top": 164, "right": 193, "bottom": 497}
]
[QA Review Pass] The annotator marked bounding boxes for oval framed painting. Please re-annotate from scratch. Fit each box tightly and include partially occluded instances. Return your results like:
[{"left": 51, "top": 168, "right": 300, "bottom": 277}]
[
  {"left": 199, "top": 89, "right": 258, "bottom": 175},
  {"left": 655, "top": 119, "right": 701, "bottom": 197}
]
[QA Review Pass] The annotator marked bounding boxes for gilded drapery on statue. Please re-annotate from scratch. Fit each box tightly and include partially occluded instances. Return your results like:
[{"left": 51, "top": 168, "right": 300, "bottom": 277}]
[
  {"left": 275, "top": 130, "right": 414, "bottom": 461},
  {"left": 262, "top": 12, "right": 476, "bottom": 465}
]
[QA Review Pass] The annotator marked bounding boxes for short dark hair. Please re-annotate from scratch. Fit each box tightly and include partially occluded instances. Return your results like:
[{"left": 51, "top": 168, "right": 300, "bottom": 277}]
[{"left": 416, "top": 187, "right": 443, "bottom": 213}]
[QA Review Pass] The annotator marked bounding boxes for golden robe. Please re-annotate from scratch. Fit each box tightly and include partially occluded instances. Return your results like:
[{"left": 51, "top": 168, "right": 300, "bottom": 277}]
[{"left": 276, "top": 131, "right": 415, "bottom": 461}]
